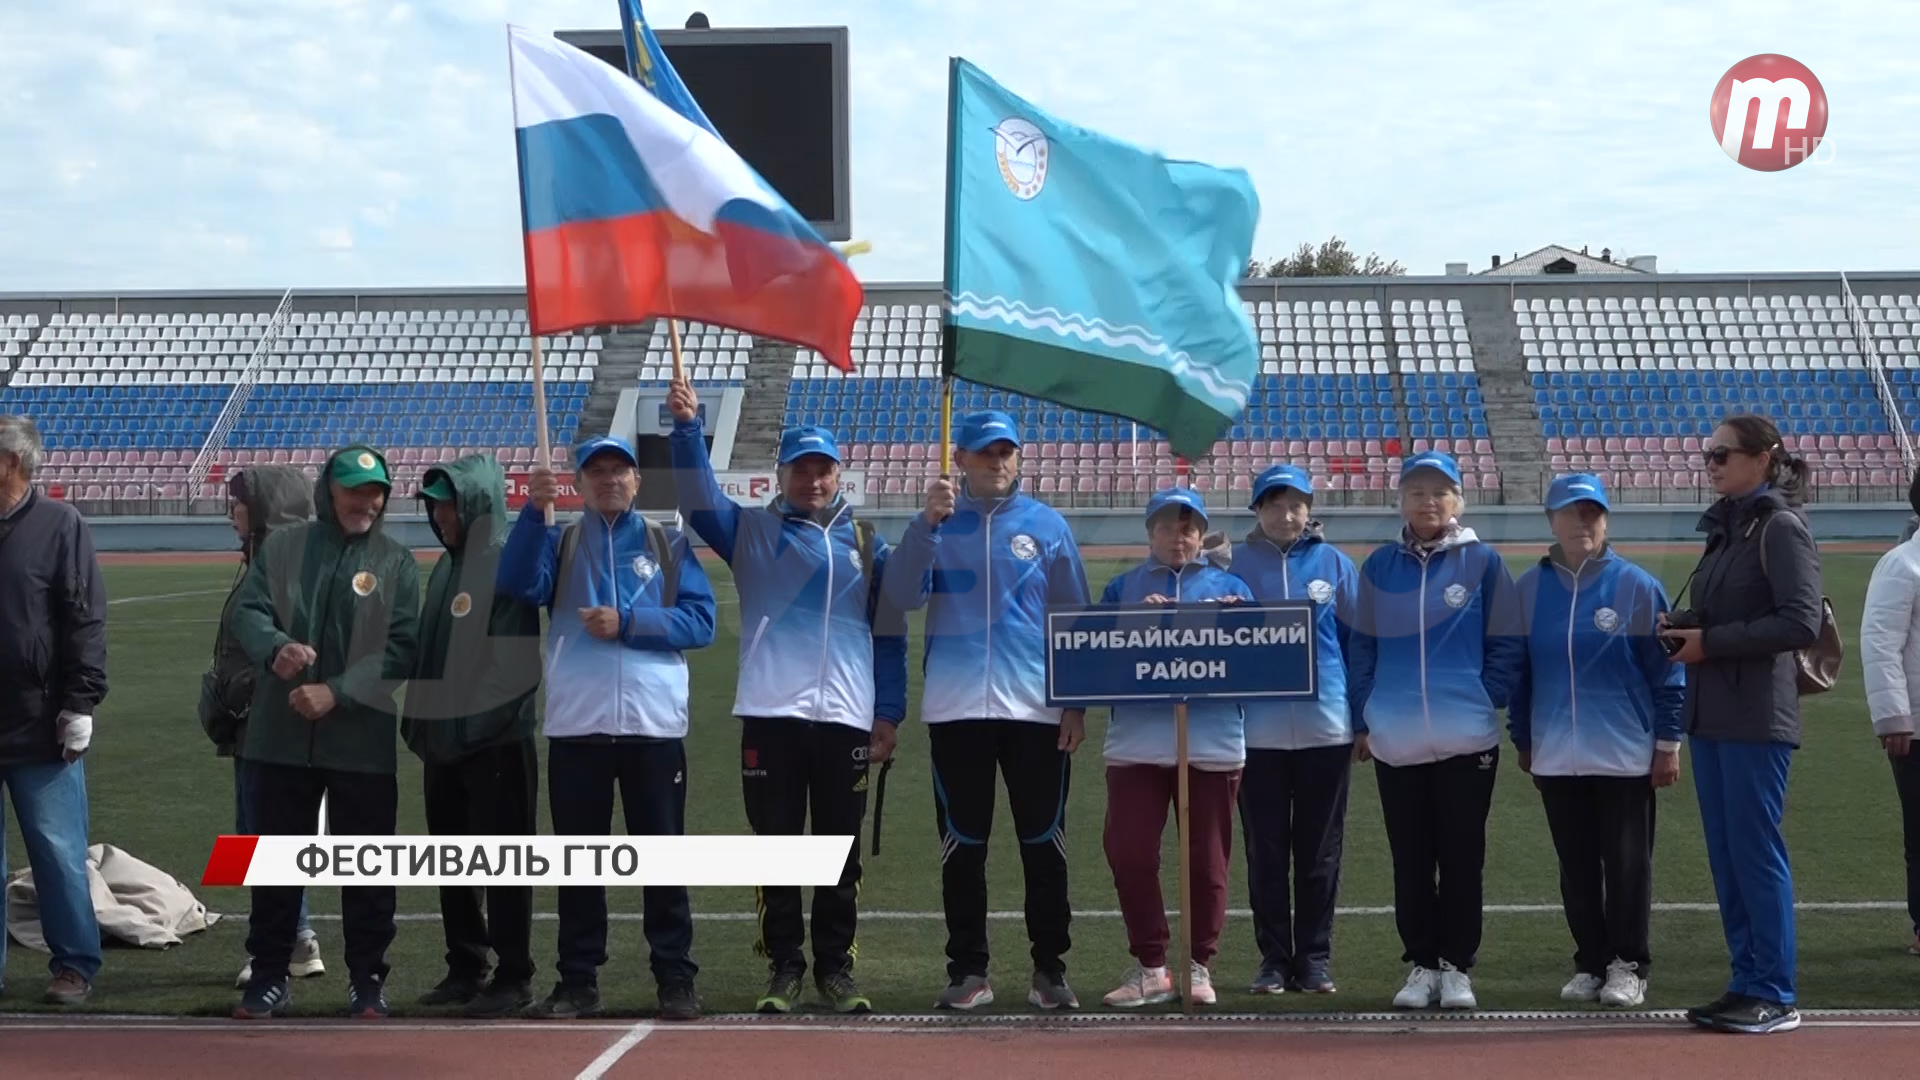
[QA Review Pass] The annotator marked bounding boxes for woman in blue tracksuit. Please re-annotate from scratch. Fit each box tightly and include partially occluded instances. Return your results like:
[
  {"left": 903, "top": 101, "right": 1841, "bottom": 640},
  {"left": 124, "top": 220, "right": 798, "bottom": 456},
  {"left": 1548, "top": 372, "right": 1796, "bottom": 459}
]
[
  {"left": 1347, "top": 450, "right": 1526, "bottom": 1012},
  {"left": 1230, "top": 464, "right": 1359, "bottom": 996},
  {"left": 1509, "top": 474, "right": 1685, "bottom": 1011}
]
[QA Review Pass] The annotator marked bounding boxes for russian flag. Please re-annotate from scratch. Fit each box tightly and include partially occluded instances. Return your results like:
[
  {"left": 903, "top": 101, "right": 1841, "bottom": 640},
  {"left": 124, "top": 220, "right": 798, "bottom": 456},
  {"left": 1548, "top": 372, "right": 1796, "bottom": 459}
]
[{"left": 508, "top": 21, "right": 862, "bottom": 371}]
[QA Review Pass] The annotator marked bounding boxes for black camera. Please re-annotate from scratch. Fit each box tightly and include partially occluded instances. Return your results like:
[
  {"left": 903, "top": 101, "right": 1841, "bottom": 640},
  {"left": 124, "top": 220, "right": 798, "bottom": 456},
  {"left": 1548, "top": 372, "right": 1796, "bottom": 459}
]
[{"left": 1661, "top": 609, "right": 1703, "bottom": 655}]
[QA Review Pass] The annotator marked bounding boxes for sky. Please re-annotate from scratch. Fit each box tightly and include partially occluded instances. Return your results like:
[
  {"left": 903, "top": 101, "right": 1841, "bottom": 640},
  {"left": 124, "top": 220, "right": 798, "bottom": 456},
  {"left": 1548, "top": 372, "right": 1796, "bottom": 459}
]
[{"left": 2, "top": 0, "right": 1916, "bottom": 294}]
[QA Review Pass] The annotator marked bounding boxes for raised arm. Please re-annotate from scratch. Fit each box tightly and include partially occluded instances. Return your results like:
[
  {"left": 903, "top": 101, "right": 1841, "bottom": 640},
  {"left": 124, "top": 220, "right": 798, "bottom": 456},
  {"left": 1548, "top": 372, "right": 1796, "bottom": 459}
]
[{"left": 666, "top": 407, "right": 744, "bottom": 562}]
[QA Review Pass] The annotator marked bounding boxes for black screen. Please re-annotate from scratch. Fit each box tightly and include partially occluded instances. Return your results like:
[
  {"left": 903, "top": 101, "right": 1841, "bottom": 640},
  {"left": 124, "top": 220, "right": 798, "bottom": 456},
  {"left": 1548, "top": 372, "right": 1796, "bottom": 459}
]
[{"left": 573, "top": 40, "right": 839, "bottom": 226}]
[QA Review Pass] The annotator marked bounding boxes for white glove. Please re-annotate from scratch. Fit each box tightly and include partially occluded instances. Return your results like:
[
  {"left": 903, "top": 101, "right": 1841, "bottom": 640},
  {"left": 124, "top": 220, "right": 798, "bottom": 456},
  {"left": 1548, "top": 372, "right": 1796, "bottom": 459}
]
[{"left": 57, "top": 711, "right": 93, "bottom": 756}]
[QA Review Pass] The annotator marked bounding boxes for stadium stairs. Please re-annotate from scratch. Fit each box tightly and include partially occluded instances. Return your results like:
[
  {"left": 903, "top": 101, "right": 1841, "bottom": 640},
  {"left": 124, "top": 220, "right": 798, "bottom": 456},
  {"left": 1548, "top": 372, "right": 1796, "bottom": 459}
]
[
  {"left": 1461, "top": 290, "right": 1549, "bottom": 504},
  {"left": 731, "top": 336, "right": 801, "bottom": 467},
  {"left": 576, "top": 322, "right": 652, "bottom": 447}
]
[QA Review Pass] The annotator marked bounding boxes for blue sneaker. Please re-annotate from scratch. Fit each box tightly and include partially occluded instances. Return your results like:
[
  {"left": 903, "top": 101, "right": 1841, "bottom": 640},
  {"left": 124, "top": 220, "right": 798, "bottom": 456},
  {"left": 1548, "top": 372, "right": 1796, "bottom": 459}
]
[
  {"left": 1250, "top": 967, "right": 1287, "bottom": 994},
  {"left": 349, "top": 976, "right": 390, "bottom": 1019},
  {"left": 234, "top": 977, "right": 290, "bottom": 1020},
  {"left": 1294, "top": 964, "right": 1337, "bottom": 994}
]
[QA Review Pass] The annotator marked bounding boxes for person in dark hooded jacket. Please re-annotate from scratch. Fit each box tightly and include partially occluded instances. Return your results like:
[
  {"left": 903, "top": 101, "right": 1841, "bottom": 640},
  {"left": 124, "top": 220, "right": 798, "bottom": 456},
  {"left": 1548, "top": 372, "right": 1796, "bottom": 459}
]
[
  {"left": 402, "top": 453, "right": 544, "bottom": 1019},
  {"left": 226, "top": 443, "right": 421, "bottom": 1020},
  {"left": 200, "top": 465, "right": 321, "bottom": 990},
  {"left": 1660, "top": 414, "right": 1822, "bottom": 1036}
]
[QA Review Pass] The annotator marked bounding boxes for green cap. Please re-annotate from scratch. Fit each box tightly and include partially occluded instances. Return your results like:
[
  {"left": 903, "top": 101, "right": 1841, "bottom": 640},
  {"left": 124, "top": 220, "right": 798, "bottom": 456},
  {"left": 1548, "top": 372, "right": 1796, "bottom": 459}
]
[
  {"left": 420, "top": 473, "right": 455, "bottom": 502},
  {"left": 330, "top": 449, "right": 390, "bottom": 490}
]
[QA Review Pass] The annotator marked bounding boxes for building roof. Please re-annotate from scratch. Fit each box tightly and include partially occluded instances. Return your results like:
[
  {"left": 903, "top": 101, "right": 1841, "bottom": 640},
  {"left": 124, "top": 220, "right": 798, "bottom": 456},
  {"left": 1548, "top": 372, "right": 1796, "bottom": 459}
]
[{"left": 1480, "top": 244, "right": 1650, "bottom": 276}]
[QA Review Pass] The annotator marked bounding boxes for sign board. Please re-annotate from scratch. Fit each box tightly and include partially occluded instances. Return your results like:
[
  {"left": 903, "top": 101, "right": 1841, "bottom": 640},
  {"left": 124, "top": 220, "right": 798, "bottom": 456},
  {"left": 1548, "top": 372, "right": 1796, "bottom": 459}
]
[
  {"left": 508, "top": 470, "right": 867, "bottom": 511},
  {"left": 505, "top": 470, "right": 584, "bottom": 511},
  {"left": 714, "top": 471, "right": 866, "bottom": 507},
  {"left": 1044, "top": 602, "right": 1319, "bottom": 706}
]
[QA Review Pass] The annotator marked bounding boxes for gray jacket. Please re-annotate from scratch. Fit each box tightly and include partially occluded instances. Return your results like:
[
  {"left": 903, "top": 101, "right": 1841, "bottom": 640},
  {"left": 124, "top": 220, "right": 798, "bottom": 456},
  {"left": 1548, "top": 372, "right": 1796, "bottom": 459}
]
[{"left": 1677, "top": 487, "right": 1824, "bottom": 747}]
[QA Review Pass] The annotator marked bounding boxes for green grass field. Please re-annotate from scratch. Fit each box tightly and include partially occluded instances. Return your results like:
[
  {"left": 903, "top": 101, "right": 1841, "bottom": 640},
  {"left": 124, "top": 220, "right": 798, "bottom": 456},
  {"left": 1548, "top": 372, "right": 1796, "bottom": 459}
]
[{"left": 4, "top": 545, "right": 1917, "bottom": 1017}]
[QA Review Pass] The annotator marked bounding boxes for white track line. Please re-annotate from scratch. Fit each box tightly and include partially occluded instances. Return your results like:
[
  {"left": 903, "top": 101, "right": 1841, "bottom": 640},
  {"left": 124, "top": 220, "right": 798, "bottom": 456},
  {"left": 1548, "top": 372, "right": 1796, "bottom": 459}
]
[
  {"left": 108, "top": 588, "right": 229, "bottom": 605},
  {"left": 576, "top": 1022, "right": 654, "bottom": 1080},
  {"left": 268, "top": 900, "right": 1906, "bottom": 924}
]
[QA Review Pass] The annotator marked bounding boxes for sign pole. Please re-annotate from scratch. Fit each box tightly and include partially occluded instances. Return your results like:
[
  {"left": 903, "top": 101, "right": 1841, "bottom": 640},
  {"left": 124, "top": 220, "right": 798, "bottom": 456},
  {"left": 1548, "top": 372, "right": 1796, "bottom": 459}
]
[{"left": 1175, "top": 700, "right": 1191, "bottom": 1014}]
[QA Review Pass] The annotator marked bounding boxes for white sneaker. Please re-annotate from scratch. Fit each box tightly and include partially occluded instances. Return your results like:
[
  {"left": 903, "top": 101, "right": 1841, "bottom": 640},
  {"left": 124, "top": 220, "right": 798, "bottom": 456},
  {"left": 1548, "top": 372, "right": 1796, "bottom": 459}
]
[
  {"left": 1561, "top": 972, "right": 1604, "bottom": 1002},
  {"left": 1393, "top": 965, "right": 1438, "bottom": 1009},
  {"left": 290, "top": 933, "right": 326, "bottom": 978},
  {"left": 235, "top": 958, "right": 252, "bottom": 989},
  {"left": 1438, "top": 961, "right": 1476, "bottom": 1010},
  {"left": 1598, "top": 959, "right": 1646, "bottom": 1008},
  {"left": 1102, "top": 964, "right": 1176, "bottom": 1008},
  {"left": 1187, "top": 961, "right": 1216, "bottom": 1006}
]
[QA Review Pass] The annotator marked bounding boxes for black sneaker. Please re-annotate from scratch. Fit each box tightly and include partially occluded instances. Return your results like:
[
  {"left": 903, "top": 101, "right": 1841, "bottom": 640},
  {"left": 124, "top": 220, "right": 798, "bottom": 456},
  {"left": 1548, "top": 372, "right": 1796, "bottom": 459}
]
[
  {"left": 527, "top": 982, "right": 604, "bottom": 1019},
  {"left": 417, "top": 973, "right": 486, "bottom": 1007},
  {"left": 464, "top": 976, "right": 535, "bottom": 1019},
  {"left": 1710, "top": 998, "right": 1801, "bottom": 1034},
  {"left": 658, "top": 982, "right": 702, "bottom": 1021},
  {"left": 349, "top": 976, "right": 390, "bottom": 1019},
  {"left": 1686, "top": 991, "right": 1749, "bottom": 1027},
  {"left": 757, "top": 970, "right": 805, "bottom": 1014},
  {"left": 234, "top": 977, "right": 290, "bottom": 1020},
  {"left": 817, "top": 969, "right": 872, "bottom": 1014}
]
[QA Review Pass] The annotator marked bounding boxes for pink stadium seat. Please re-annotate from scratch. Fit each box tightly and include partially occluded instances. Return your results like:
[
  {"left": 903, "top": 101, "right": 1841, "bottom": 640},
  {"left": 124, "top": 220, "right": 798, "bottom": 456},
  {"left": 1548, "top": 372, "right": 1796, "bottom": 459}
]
[
  {"left": 1039, "top": 476, "right": 1059, "bottom": 495},
  {"left": 1475, "top": 439, "right": 1492, "bottom": 456},
  {"left": 1231, "top": 475, "right": 1251, "bottom": 493},
  {"left": 1286, "top": 440, "right": 1307, "bottom": 457},
  {"left": 1076, "top": 477, "right": 1097, "bottom": 494},
  {"left": 1632, "top": 472, "right": 1655, "bottom": 489},
  {"left": 908, "top": 444, "right": 932, "bottom": 462},
  {"left": 886, "top": 444, "right": 908, "bottom": 461},
  {"left": 1621, "top": 437, "right": 1641, "bottom": 454}
]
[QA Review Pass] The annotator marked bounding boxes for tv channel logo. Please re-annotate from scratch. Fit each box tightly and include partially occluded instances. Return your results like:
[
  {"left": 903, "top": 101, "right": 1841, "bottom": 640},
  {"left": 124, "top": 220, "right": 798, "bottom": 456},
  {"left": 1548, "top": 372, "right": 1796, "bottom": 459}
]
[{"left": 1709, "top": 54, "right": 1829, "bottom": 171}]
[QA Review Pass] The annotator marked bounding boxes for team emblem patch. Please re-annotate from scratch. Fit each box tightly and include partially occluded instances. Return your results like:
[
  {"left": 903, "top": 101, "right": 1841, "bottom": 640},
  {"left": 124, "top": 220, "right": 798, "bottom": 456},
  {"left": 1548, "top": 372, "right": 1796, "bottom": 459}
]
[
  {"left": 1307, "top": 579, "right": 1334, "bottom": 604},
  {"left": 633, "top": 554, "right": 658, "bottom": 581},
  {"left": 848, "top": 548, "right": 863, "bottom": 571},
  {"left": 1443, "top": 583, "right": 1469, "bottom": 609},
  {"left": 450, "top": 591, "right": 472, "bottom": 618},
  {"left": 1594, "top": 606, "right": 1620, "bottom": 633},
  {"left": 1010, "top": 534, "right": 1038, "bottom": 560},
  {"left": 352, "top": 571, "right": 377, "bottom": 597},
  {"left": 356, "top": 452, "right": 375, "bottom": 469}
]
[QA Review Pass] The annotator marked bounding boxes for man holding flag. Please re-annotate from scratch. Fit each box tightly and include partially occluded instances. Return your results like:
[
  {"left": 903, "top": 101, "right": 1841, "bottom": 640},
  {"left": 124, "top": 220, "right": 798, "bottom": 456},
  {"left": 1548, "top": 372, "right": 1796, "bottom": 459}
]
[{"left": 884, "top": 410, "right": 1091, "bottom": 1011}]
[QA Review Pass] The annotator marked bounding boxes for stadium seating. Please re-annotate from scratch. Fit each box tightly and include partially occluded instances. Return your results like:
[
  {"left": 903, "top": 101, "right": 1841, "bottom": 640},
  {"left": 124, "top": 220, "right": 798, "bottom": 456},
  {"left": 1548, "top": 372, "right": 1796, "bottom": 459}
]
[
  {"left": 0, "top": 307, "right": 592, "bottom": 504},
  {"left": 3, "top": 283, "right": 1918, "bottom": 513}
]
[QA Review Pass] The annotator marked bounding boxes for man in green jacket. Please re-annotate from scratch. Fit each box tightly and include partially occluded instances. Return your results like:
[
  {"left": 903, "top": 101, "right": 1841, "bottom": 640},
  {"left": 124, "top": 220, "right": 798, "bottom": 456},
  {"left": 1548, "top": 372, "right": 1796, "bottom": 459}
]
[
  {"left": 198, "top": 464, "right": 321, "bottom": 990},
  {"left": 227, "top": 444, "right": 421, "bottom": 1021},
  {"left": 402, "top": 453, "right": 544, "bottom": 1019}
]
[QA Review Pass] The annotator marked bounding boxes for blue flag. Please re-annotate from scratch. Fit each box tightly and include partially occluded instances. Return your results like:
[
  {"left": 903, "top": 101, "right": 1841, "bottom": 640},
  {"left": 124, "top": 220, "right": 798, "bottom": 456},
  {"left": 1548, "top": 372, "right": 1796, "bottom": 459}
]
[
  {"left": 942, "top": 58, "right": 1261, "bottom": 461},
  {"left": 618, "top": 0, "right": 716, "bottom": 133}
]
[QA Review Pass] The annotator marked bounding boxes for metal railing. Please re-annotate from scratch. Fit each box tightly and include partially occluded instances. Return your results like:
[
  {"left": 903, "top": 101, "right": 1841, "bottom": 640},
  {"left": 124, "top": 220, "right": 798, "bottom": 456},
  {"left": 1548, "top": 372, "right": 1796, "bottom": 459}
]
[
  {"left": 184, "top": 288, "right": 295, "bottom": 495},
  {"left": 1841, "top": 272, "right": 1916, "bottom": 477}
]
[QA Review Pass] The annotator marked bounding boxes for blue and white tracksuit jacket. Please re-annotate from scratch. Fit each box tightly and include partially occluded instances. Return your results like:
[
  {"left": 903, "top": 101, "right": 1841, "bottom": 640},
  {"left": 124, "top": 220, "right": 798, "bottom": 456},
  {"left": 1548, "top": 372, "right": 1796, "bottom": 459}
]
[
  {"left": 1347, "top": 524, "right": 1527, "bottom": 768},
  {"left": 668, "top": 418, "right": 908, "bottom": 731},
  {"left": 496, "top": 505, "right": 718, "bottom": 740},
  {"left": 1230, "top": 525, "right": 1359, "bottom": 750},
  {"left": 1508, "top": 546, "right": 1687, "bottom": 777},
  {"left": 884, "top": 483, "right": 1090, "bottom": 725},
  {"left": 1098, "top": 559, "right": 1256, "bottom": 769}
]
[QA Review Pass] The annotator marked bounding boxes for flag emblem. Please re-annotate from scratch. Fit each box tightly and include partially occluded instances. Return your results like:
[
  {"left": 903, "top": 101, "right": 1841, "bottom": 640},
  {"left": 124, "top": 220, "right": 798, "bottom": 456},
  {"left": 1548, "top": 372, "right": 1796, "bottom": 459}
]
[{"left": 992, "top": 118, "right": 1049, "bottom": 200}]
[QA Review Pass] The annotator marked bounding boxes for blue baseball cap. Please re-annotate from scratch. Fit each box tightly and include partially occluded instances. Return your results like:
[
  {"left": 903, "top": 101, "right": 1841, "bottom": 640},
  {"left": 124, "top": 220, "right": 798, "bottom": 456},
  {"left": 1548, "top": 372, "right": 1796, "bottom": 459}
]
[
  {"left": 1546, "top": 472, "right": 1611, "bottom": 512},
  {"left": 778, "top": 425, "right": 842, "bottom": 465},
  {"left": 1400, "top": 450, "right": 1462, "bottom": 487},
  {"left": 1250, "top": 464, "right": 1314, "bottom": 509},
  {"left": 956, "top": 410, "right": 1021, "bottom": 453},
  {"left": 1145, "top": 485, "right": 1209, "bottom": 526},
  {"left": 574, "top": 435, "right": 638, "bottom": 469}
]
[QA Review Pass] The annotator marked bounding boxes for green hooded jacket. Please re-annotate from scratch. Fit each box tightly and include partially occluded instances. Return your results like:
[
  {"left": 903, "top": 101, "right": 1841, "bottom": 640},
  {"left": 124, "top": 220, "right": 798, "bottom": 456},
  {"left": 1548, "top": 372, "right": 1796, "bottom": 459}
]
[
  {"left": 228, "top": 444, "right": 422, "bottom": 775},
  {"left": 401, "top": 453, "right": 543, "bottom": 765},
  {"left": 199, "top": 464, "right": 315, "bottom": 758}
]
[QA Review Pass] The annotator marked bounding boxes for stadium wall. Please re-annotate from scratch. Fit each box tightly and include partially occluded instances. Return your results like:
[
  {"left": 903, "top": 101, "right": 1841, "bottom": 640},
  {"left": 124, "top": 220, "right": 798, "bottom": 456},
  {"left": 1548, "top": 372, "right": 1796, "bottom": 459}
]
[{"left": 82, "top": 503, "right": 1913, "bottom": 553}]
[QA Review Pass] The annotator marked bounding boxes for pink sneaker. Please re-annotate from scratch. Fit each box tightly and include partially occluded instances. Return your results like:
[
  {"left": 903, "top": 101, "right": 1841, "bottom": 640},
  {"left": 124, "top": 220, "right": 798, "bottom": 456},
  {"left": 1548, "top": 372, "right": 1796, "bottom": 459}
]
[{"left": 1103, "top": 964, "right": 1176, "bottom": 1008}]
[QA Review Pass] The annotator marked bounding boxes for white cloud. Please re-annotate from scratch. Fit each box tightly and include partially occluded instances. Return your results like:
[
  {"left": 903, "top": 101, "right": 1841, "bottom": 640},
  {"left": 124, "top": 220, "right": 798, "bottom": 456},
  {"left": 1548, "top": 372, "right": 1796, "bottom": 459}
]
[{"left": 0, "top": 0, "right": 1913, "bottom": 294}]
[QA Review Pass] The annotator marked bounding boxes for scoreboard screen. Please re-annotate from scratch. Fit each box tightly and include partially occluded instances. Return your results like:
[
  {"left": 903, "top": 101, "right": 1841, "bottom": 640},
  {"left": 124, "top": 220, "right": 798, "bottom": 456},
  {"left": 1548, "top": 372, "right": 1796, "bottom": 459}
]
[{"left": 555, "top": 25, "right": 852, "bottom": 241}]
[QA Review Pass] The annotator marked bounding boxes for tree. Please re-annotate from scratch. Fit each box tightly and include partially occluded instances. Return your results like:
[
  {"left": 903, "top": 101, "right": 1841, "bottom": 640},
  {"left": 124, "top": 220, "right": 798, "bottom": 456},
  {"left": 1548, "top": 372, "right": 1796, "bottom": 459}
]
[{"left": 1248, "top": 236, "right": 1405, "bottom": 278}]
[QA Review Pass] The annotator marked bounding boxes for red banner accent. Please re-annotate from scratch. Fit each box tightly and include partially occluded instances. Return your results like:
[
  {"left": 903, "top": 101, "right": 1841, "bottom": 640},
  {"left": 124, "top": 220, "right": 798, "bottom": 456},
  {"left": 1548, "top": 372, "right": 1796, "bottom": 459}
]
[
  {"left": 201, "top": 835, "right": 260, "bottom": 887},
  {"left": 505, "top": 470, "right": 584, "bottom": 511}
]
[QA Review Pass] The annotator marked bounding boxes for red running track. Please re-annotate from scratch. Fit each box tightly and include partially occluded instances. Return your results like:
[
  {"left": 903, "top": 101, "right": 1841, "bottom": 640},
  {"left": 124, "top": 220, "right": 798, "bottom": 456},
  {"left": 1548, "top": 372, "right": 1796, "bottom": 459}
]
[{"left": 5, "top": 1016, "right": 1920, "bottom": 1080}]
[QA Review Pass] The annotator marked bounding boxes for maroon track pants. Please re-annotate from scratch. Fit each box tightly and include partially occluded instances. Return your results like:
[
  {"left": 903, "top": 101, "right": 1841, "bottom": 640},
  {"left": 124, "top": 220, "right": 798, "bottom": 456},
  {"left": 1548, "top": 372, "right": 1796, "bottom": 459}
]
[{"left": 1102, "top": 763, "right": 1243, "bottom": 969}]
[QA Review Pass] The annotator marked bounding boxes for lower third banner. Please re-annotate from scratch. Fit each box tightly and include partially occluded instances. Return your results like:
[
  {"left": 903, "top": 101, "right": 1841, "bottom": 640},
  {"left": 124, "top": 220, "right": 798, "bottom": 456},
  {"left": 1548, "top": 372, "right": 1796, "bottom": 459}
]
[{"left": 202, "top": 835, "right": 854, "bottom": 887}]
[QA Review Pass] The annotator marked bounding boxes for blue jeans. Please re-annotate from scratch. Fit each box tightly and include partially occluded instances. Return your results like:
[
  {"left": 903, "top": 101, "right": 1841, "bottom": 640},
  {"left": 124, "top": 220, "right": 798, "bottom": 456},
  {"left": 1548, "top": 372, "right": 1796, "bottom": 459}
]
[
  {"left": 235, "top": 758, "right": 312, "bottom": 938},
  {"left": 0, "top": 758, "right": 103, "bottom": 983},
  {"left": 1691, "top": 736, "right": 1797, "bottom": 1005}
]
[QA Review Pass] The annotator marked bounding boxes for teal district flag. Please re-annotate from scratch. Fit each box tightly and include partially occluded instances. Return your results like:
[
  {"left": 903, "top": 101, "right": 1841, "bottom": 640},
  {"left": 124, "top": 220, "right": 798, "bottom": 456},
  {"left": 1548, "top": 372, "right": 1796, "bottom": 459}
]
[{"left": 942, "top": 57, "right": 1262, "bottom": 462}]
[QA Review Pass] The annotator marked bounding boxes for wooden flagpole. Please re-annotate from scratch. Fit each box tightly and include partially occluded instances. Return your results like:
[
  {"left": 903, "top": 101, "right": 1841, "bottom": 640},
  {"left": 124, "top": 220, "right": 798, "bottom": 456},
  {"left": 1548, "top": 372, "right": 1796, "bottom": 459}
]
[
  {"left": 668, "top": 319, "right": 687, "bottom": 382},
  {"left": 939, "top": 377, "right": 954, "bottom": 477},
  {"left": 1175, "top": 700, "right": 1192, "bottom": 1013},
  {"left": 530, "top": 334, "right": 555, "bottom": 526}
]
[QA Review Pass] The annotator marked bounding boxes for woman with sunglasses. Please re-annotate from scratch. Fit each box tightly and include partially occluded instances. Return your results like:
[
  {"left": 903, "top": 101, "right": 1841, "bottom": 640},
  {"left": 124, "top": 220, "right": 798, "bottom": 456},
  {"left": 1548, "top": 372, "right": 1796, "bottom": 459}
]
[
  {"left": 1661, "top": 414, "right": 1822, "bottom": 1036},
  {"left": 1347, "top": 450, "right": 1526, "bottom": 1012}
]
